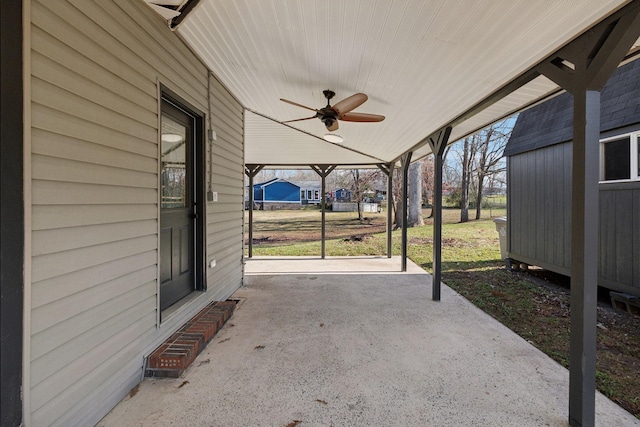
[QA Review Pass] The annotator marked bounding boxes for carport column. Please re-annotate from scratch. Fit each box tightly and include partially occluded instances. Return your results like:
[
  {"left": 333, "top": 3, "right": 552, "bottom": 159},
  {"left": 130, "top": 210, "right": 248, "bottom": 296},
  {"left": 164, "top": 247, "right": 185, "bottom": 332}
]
[
  {"left": 400, "top": 152, "right": 412, "bottom": 272},
  {"left": 377, "top": 163, "right": 394, "bottom": 258},
  {"left": 244, "top": 164, "right": 264, "bottom": 258},
  {"left": 311, "top": 165, "right": 336, "bottom": 259},
  {"left": 536, "top": 5, "right": 640, "bottom": 425},
  {"left": 427, "top": 127, "right": 452, "bottom": 301}
]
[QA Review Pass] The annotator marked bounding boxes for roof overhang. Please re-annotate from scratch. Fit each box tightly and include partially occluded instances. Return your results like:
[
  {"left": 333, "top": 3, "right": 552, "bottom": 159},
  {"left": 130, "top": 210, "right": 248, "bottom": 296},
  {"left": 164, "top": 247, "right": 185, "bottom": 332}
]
[{"left": 144, "top": 0, "right": 640, "bottom": 167}]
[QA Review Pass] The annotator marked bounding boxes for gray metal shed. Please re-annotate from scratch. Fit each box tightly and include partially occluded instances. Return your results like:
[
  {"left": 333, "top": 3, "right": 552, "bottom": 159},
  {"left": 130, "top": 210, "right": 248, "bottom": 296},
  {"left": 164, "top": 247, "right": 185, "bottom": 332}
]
[{"left": 506, "top": 58, "right": 640, "bottom": 297}]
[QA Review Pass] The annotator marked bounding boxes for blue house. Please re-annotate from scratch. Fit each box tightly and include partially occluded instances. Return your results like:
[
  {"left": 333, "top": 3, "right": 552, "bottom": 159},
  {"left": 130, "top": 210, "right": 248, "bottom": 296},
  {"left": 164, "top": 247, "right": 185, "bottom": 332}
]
[
  {"left": 248, "top": 179, "right": 322, "bottom": 209},
  {"left": 332, "top": 188, "right": 352, "bottom": 202}
]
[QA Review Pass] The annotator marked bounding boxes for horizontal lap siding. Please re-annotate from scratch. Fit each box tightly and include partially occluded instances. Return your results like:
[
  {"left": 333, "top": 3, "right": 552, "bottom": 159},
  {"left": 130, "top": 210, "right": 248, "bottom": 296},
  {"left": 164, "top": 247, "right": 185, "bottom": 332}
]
[
  {"left": 207, "top": 76, "right": 244, "bottom": 301},
  {"left": 29, "top": 0, "right": 243, "bottom": 425}
]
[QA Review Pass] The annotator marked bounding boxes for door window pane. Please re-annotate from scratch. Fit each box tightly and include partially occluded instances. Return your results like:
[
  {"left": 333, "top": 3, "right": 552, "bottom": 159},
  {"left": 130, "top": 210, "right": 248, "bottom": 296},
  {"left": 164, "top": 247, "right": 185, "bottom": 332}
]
[
  {"left": 161, "top": 114, "right": 187, "bottom": 208},
  {"left": 603, "top": 137, "right": 630, "bottom": 181}
]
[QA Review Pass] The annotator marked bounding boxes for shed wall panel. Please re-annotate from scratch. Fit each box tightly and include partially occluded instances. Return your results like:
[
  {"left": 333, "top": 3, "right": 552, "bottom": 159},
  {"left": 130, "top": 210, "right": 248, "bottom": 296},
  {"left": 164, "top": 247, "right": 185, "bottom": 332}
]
[
  {"left": 599, "top": 183, "right": 640, "bottom": 293},
  {"left": 509, "top": 143, "right": 640, "bottom": 295},
  {"left": 507, "top": 143, "right": 572, "bottom": 271},
  {"left": 28, "top": 0, "right": 244, "bottom": 425}
]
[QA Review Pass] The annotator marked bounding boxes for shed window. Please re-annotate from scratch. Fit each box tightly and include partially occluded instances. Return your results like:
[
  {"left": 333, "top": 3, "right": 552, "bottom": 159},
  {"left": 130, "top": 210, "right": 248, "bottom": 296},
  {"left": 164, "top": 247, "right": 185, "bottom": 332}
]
[
  {"left": 603, "top": 137, "right": 630, "bottom": 180},
  {"left": 314, "top": 190, "right": 319, "bottom": 200},
  {"left": 301, "top": 190, "right": 305, "bottom": 200},
  {"left": 307, "top": 190, "right": 312, "bottom": 200},
  {"left": 600, "top": 133, "right": 639, "bottom": 182}
]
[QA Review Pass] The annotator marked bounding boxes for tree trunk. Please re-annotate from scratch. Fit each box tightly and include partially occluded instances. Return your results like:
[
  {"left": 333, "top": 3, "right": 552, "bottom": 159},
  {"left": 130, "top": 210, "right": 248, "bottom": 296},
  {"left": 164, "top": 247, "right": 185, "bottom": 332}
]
[
  {"left": 357, "top": 200, "right": 363, "bottom": 221},
  {"left": 475, "top": 172, "right": 484, "bottom": 220},
  {"left": 393, "top": 194, "right": 403, "bottom": 230},
  {"left": 460, "top": 137, "right": 470, "bottom": 223},
  {"left": 408, "top": 161, "right": 424, "bottom": 226}
]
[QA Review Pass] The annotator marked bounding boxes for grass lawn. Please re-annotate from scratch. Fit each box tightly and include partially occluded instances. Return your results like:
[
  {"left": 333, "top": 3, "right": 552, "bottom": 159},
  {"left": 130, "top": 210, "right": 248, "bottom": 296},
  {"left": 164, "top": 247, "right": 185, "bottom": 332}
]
[{"left": 245, "top": 206, "right": 640, "bottom": 418}]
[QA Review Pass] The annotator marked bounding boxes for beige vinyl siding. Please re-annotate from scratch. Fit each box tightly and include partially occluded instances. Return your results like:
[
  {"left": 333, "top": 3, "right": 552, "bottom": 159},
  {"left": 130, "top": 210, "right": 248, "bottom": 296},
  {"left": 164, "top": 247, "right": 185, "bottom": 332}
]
[
  {"left": 29, "top": 0, "right": 244, "bottom": 425},
  {"left": 206, "top": 76, "right": 245, "bottom": 300}
]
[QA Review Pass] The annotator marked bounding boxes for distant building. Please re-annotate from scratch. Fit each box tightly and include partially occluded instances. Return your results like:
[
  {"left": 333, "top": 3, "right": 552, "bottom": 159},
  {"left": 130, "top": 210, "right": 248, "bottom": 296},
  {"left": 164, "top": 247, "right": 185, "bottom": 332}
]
[
  {"left": 332, "top": 188, "right": 352, "bottom": 202},
  {"left": 248, "top": 178, "right": 322, "bottom": 209}
]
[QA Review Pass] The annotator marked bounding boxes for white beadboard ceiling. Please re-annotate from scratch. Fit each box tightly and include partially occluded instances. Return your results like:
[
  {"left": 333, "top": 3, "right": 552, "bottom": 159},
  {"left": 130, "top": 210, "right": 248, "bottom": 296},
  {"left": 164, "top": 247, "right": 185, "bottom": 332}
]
[{"left": 146, "top": 0, "right": 640, "bottom": 167}]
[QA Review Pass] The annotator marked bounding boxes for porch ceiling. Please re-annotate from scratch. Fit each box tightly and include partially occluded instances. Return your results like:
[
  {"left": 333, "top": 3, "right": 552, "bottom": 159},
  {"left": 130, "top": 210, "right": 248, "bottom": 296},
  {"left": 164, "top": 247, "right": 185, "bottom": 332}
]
[{"left": 149, "top": 0, "right": 640, "bottom": 167}]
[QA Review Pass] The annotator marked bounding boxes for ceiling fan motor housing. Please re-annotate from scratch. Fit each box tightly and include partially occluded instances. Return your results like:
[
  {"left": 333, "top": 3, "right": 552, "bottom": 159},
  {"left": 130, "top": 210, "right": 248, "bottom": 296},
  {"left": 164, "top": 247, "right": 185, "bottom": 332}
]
[{"left": 318, "top": 106, "right": 338, "bottom": 129}]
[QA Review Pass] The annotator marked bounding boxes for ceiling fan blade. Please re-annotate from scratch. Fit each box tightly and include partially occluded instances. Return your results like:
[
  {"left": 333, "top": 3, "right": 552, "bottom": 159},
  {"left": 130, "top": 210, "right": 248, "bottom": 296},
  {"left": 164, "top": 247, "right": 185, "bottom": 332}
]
[
  {"left": 333, "top": 93, "right": 368, "bottom": 116},
  {"left": 282, "top": 115, "right": 317, "bottom": 124},
  {"left": 326, "top": 120, "right": 339, "bottom": 132},
  {"left": 340, "top": 112, "right": 385, "bottom": 122},
  {"left": 280, "top": 98, "right": 318, "bottom": 112}
]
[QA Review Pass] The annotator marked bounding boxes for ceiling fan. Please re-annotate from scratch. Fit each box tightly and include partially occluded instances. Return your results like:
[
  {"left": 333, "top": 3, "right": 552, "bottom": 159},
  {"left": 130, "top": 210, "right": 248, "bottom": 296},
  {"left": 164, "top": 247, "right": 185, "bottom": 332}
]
[{"left": 280, "top": 90, "right": 385, "bottom": 132}]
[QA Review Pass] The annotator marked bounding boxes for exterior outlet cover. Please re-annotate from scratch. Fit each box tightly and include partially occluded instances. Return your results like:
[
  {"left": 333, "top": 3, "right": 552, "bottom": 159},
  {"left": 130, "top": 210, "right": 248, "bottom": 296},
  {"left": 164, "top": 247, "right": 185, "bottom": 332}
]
[
  {"left": 209, "top": 259, "right": 216, "bottom": 268},
  {"left": 212, "top": 192, "right": 218, "bottom": 202}
]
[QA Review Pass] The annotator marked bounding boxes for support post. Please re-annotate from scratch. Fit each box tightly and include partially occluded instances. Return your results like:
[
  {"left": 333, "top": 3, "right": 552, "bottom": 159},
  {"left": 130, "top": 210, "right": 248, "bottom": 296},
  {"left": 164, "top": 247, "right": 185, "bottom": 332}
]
[
  {"left": 244, "top": 164, "right": 264, "bottom": 258},
  {"left": 311, "top": 165, "right": 336, "bottom": 259},
  {"left": 399, "top": 152, "right": 412, "bottom": 272},
  {"left": 535, "top": 5, "right": 640, "bottom": 424},
  {"left": 427, "top": 127, "right": 452, "bottom": 301},
  {"left": 568, "top": 88, "right": 600, "bottom": 427},
  {"left": 377, "top": 163, "right": 394, "bottom": 258}
]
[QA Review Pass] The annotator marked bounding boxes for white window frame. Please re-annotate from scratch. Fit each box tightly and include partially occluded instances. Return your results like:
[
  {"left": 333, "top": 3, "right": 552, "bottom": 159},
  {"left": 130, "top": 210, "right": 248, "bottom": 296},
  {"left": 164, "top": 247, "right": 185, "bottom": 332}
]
[{"left": 599, "top": 131, "right": 640, "bottom": 183}]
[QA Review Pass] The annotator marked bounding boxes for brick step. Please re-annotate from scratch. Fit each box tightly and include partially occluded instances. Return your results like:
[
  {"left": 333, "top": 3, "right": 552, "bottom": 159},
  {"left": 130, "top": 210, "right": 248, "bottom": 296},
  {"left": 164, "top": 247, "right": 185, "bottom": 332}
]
[
  {"left": 610, "top": 291, "right": 640, "bottom": 316},
  {"left": 145, "top": 300, "right": 237, "bottom": 378}
]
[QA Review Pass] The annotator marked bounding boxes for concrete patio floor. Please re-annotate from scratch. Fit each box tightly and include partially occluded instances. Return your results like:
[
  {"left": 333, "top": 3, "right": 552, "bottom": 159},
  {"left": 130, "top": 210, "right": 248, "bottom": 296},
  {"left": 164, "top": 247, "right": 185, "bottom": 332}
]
[{"left": 99, "top": 257, "right": 639, "bottom": 427}]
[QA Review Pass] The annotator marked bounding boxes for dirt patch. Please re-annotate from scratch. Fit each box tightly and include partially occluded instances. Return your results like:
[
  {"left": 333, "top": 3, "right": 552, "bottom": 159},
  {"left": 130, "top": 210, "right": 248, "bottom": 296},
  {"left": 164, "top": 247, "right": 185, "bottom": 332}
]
[{"left": 245, "top": 211, "right": 387, "bottom": 247}]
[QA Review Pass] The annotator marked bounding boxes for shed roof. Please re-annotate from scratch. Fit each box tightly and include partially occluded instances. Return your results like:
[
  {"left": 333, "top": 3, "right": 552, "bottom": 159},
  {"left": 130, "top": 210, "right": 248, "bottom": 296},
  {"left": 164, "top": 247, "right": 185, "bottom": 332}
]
[
  {"left": 144, "top": 0, "right": 640, "bottom": 168},
  {"left": 505, "top": 58, "right": 640, "bottom": 156}
]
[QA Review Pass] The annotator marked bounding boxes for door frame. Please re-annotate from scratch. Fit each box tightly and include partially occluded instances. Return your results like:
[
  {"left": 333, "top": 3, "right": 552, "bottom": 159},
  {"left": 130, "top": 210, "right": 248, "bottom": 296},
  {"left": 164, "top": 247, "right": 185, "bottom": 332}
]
[
  {"left": 1, "top": 0, "right": 25, "bottom": 423},
  {"left": 158, "top": 84, "right": 207, "bottom": 319}
]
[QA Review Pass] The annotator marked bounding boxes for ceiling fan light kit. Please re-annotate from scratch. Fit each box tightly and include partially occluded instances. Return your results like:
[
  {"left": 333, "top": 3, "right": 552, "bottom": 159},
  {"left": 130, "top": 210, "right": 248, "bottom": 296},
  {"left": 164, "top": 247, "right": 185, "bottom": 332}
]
[
  {"left": 323, "top": 133, "right": 344, "bottom": 143},
  {"left": 280, "top": 89, "right": 385, "bottom": 133}
]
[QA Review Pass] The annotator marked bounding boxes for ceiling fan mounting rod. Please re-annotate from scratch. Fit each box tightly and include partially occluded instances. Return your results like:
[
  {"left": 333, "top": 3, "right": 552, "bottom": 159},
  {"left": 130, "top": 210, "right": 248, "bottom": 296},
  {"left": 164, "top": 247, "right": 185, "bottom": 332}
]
[{"left": 323, "top": 89, "right": 335, "bottom": 103}]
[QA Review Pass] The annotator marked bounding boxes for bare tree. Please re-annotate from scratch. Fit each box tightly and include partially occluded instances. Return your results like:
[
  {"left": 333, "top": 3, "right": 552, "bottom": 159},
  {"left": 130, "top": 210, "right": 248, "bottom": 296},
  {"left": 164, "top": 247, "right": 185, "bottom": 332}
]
[
  {"left": 459, "top": 135, "right": 477, "bottom": 223},
  {"left": 338, "top": 169, "right": 380, "bottom": 220},
  {"left": 392, "top": 168, "right": 403, "bottom": 229},
  {"left": 448, "top": 118, "right": 512, "bottom": 222},
  {"left": 423, "top": 146, "right": 452, "bottom": 218},
  {"left": 473, "top": 121, "right": 510, "bottom": 219},
  {"left": 422, "top": 157, "right": 434, "bottom": 216},
  {"left": 408, "top": 161, "right": 424, "bottom": 226}
]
